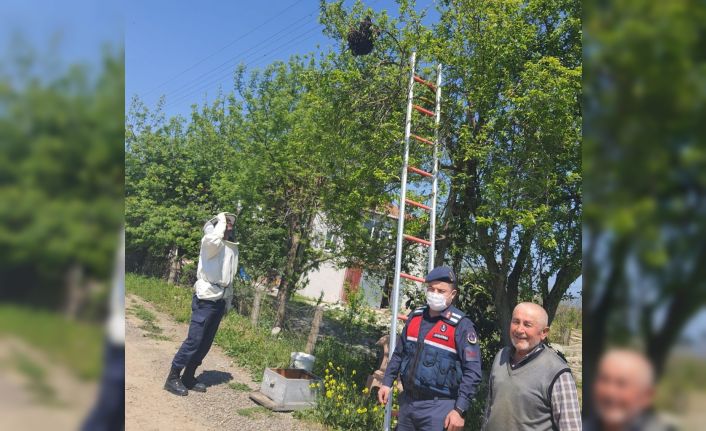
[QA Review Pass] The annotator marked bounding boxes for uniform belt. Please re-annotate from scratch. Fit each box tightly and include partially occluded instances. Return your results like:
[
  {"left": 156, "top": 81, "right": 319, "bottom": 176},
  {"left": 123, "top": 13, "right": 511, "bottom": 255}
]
[{"left": 406, "top": 388, "right": 453, "bottom": 401}]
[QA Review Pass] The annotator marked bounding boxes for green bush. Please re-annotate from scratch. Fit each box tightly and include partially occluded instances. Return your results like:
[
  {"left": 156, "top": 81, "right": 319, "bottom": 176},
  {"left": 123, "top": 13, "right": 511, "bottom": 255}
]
[
  {"left": 312, "top": 336, "right": 377, "bottom": 387},
  {"left": 298, "top": 362, "right": 397, "bottom": 431},
  {"left": 338, "top": 283, "right": 379, "bottom": 336}
]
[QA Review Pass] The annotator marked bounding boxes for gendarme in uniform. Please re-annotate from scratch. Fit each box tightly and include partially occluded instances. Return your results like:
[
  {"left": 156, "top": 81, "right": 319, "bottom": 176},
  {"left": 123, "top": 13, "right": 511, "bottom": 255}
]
[{"left": 380, "top": 267, "right": 482, "bottom": 431}]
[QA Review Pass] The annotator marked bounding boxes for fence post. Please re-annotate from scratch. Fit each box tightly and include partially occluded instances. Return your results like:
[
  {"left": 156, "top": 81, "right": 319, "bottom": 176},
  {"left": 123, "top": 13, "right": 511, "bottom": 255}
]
[
  {"left": 251, "top": 285, "right": 264, "bottom": 327},
  {"left": 305, "top": 306, "right": 324, "bottom": 354}
]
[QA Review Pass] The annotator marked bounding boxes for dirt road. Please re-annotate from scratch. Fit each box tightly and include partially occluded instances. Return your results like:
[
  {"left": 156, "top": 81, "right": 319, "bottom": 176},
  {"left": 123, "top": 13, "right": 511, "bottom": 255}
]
[
  {"left": 0, "top": 336, "right": 97, "bottom": 431},
  {"left": 125, "top": 294, "right": 324, "bottom": 431}
]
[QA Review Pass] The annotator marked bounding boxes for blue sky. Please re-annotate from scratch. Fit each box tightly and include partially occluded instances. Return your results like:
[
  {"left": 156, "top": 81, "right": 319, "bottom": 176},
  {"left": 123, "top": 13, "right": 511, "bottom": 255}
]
[
  {"left": 1, "top": 0, "right": 123, "bottom": 76},
  {"left": 126, "top": 0, "right": 438, "bottom": 119}
]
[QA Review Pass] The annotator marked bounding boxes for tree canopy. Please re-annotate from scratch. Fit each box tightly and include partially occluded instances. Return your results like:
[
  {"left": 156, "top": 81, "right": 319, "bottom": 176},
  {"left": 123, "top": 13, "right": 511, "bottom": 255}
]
[{"left": 126, "top": 0, "right": 581, "bottom": 340}]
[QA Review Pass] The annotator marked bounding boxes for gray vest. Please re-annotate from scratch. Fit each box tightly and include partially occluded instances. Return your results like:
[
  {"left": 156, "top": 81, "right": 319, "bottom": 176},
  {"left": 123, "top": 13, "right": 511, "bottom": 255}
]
[{"left": 484, "top": 346, "right": 571, "bottom": 431}]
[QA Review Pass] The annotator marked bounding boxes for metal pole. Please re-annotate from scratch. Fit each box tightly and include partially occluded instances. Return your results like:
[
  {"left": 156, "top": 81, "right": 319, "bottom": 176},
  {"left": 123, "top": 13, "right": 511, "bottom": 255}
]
[
  {"left": 428, "top": 63, "right": 442, "bottom": 272},
  {"left": 383, "top": 51, "right": 416, "bottom": 431}
]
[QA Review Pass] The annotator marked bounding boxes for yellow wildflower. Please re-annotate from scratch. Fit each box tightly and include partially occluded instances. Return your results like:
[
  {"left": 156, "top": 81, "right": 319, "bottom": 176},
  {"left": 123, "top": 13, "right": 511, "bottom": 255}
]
[
  {"left": 373, "top": 406, "right": 378, "bottom": 412},
  {"left": 351, "top": 370, "right": 356, "bottom": 376},
  {"left": 328, "top": 361, "right": 333, "bottom": 368},
  {"left": 356, "top": 407, "right": 367, "bottom": 414},
  {"left": 326, "top": 390, "right": 333, "bottom": 399},
  {"left": 362, "top": 387, "right": 369, "bottom": 394}
]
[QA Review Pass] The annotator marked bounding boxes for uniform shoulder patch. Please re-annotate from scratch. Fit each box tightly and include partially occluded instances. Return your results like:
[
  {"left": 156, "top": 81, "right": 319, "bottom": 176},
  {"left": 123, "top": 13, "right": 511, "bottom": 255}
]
[{"left": 466, "top": 329, "right": 478, "bottom": 344}]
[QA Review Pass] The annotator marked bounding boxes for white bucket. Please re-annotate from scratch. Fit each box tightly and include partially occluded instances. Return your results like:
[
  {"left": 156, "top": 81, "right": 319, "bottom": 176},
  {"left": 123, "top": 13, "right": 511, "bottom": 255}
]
[{"left": 290, "top": 352, "right": 315, "bottom": 372}]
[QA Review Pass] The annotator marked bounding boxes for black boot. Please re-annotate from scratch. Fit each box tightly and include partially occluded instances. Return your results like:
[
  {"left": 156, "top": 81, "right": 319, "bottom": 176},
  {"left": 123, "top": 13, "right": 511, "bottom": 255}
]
[
  {"left": 164, "top": 366, "right": 188, "bottom": 396},
  {"left": 182, "top": 365, "right": 206, "bottom": 392}
]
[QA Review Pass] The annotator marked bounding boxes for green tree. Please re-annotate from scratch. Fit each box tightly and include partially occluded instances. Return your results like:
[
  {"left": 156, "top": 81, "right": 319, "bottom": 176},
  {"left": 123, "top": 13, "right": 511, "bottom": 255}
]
[
  {"left": 0, "top": 47, "right": 124, "bottom": 311},
  {"left": 429, "top": 0, "right": 581, "bottom": 342},
  {"left": 225, "top": 57, "right": 403, "bottom": 329},
  {"left": 321, "top": 0, "right": 581, "bottom": 344},
  {"left": 125, "top": 94, "right": 242, "bottom": 281},
  {"left": 583, "top": 0, "right": 706, "bottom": 408}
]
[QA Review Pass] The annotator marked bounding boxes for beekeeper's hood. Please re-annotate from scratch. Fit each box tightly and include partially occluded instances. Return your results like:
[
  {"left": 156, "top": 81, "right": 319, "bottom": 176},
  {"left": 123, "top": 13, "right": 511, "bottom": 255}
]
[
  {"left": 203, "top": 213, "right": 236, "bottom": 234},
  {"left": 203, "top": 213, "right": 237, "bottom": 244}
]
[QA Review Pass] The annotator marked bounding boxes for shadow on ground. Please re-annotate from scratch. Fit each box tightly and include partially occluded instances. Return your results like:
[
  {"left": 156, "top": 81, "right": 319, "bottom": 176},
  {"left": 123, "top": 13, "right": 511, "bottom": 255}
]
[{"left": 198, "top": 370, "right": 233, "bottom": 387}]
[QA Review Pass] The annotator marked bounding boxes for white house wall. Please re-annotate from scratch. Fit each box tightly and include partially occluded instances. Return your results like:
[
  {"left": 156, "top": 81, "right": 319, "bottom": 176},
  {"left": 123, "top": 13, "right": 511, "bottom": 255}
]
[{"left": 298, "top": 261, "right": 346, "bottom": 303}]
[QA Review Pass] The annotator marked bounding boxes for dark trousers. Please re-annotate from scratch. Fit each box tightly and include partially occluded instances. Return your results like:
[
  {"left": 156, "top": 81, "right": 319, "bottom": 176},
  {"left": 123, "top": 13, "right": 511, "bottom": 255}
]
[
  {"left": 171, "top": 295, "right": 225, "bottom": 370},
  {"left": 81, "top": 341, "right": 125, "bottom": 431},
  {"left": 396, "top": 391, "right": 455, "bottom": 431}
]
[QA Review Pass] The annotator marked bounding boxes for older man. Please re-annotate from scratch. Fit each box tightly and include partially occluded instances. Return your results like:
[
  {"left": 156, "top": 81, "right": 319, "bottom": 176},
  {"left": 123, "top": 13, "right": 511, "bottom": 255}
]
[
  {"left": 164, "top": 212, "right": 238, "bottom": 396},
  {"left": 586, "top": 349, "right": 676, "bottom": 431},
  {"left": 378, "top": 266, "right": 482, "bottom": 431},
  {"left": 483, "top": 302, "right": 581, "bottom": 431}
]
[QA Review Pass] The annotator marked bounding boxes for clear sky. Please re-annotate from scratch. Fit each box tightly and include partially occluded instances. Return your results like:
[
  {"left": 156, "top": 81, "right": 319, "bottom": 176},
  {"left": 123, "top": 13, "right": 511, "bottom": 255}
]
[
  {"left": 1, "top": 0, "right": 123, "bottom": 77},
  {"left": 126, "top": 0, "right": 438, "bottom": 120}
]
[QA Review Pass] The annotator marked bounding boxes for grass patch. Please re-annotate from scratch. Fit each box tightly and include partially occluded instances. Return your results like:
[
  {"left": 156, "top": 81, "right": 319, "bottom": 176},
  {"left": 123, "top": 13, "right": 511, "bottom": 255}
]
[
  {"left": 228, "top": 382, "right": 252, "bottom": 392},
  {"left": 145, "top": 333, "right": 171, "bottom": 341},
  {"left": 128, "top": 303, "right": 171, "bottom": 341},
  {"left": 236, "top": 406, "right": 273, "bottom": 418},
  {"left": 126, "top": 273, "right": 193, "bottom": 323},
  {"left": 12, "top": 351, "right": 61, "bottom": 406},
  {"left": 0, "top": 305, "right": 103, "bottom": 380}
]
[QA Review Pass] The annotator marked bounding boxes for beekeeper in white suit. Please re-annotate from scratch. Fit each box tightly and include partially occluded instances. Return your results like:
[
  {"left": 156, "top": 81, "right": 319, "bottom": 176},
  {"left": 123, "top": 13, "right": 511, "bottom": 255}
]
[{"left": 164, "top": 212, "right": 238, "bottom": 396}]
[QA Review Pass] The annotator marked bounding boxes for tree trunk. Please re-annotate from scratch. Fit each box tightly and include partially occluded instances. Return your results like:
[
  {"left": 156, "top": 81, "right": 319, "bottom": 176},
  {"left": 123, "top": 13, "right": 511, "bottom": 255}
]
[
  {"left": 583, "top": 233, "right": 628, "bottom": 415},
  {"left": 167, "top": 245, "right": 180, "bottom": 284},
  {"left": 543, "top": 262, "right": 581, "bottom": 325},
  {"left": 492, "top": 275, "right": 512, "bottom": 346},
  {"left": 63, "top": 263, "right": 83, "bottom": 319},
  {"left": 273, "top": 231, "right": 301, "bottom": 330}
]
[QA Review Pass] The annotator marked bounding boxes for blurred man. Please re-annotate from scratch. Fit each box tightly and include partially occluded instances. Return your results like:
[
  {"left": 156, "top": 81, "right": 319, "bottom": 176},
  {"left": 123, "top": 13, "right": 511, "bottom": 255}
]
[
  {"left": 483, "top": 302, "right": 581, "bottom": 430},
  {"left": 164, "top": 212, "right": 238, "bottom": 396},
  {"left": 377, "top": 267, "right": 482, "bottom": 431},
  {"left": 586, "top": 349, "right": 676, "bottom": 431},
  {"left": 81, "top": 229, "right": 125, "bottom": 431}
]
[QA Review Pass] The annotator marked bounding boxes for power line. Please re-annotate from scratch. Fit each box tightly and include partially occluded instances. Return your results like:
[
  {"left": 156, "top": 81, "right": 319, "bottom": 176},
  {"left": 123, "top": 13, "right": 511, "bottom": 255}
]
[
  {"left": 156, "top": 0, "right": 385, "bottom": 112},
  {"left": 141, "top": 0, "right": 307, "bottom": 97},
  {"left": 162, "top": 25, "right": 322, "bottom": 109},
  {"left": 159, "top": 14, "right": 319, "bottom": 105},
  {"left": 163, "top": 25, "right": 323, "bottom": 110}
]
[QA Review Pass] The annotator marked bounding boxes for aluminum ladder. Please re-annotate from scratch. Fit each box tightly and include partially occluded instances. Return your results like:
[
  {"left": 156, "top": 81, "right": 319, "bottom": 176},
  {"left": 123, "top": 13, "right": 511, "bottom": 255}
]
[{"left": 383, "top": 51, "right": 442, "bottom": 431}]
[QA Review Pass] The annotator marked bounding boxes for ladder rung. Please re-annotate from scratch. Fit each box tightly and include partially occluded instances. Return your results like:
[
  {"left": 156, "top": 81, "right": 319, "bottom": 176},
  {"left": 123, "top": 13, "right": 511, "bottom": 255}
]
[
  {"left": 413, "top": 105, "right": 435, "bottom": 117},
  {"left": 405, "top": 198, "right": 431, "bottom": 211},
  {"left": 413, "top": 75, "right": 437, "bottom": 91},
  {"left": 403, "top": 234, "right": 432, "bottom": 246},
  {"left": 407, "top": 166, "right": 432, "bottom": 178},
  {"left": 418, "top": 96, "right": 435, "bottom": 105},
  {"left": 400, "top": 272, "right": 425, "bottom": 283},
  {"left": 410, "top": 134, "right": 434, "bottom": 146}
]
